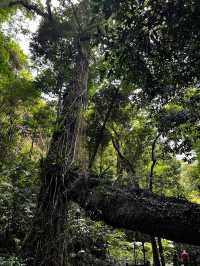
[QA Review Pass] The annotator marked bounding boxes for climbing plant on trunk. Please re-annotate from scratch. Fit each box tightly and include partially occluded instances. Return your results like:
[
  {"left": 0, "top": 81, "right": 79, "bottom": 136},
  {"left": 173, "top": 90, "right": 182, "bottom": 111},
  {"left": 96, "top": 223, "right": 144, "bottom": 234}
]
[
  {"left": 3, "top": 1, "right": 95, "bottom": 265},
  {"left": 22, "top": 41, "right": 90, "bottom": 265}
]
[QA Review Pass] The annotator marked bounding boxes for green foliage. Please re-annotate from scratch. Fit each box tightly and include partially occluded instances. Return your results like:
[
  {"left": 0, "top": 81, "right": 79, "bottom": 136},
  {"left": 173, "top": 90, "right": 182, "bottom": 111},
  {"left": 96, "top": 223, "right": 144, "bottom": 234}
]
[
  {"left": 106, "top": 230, "right": 135, "bottom": 263},
  {"left": 66, "top": 204, "right": 117, "bottom": 266},
  {"left": 0, "top": 256, "right": 25, "bottom": 266},
  {"left": 1, "top": 0, "right": 200, "bottom": 265}
]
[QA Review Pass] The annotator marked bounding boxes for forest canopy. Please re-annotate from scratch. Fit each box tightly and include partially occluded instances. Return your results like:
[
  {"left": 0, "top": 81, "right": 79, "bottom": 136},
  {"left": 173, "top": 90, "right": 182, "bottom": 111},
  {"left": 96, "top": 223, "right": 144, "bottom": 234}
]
[{"left": 0, "top": 1, "right": 200, "bottom": 266}]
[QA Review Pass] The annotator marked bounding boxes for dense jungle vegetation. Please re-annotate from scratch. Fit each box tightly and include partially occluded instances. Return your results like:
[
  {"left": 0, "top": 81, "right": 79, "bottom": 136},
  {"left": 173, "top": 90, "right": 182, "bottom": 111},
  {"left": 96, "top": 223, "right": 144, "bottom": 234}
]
[{"left": 0, "top": 0, "right": 200, "bottom": 265}]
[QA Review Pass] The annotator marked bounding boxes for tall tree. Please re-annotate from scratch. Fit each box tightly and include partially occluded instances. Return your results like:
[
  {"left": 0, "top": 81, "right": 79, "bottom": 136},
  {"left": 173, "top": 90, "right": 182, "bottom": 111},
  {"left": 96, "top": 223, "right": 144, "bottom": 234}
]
[
  {"left": 2, "top": 1, "right": 102, "bottom": 265},
  {"left": 1, "top": 1, "right": 200, "bottom": 265}
]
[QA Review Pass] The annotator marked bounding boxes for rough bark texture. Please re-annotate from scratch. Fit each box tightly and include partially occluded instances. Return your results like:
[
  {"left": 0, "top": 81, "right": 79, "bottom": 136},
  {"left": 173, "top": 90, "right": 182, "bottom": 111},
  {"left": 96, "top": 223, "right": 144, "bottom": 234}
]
[
  {"left": 69, "top": 177, "right": 200, "bottom": 246},
  {"left": 22, "top": 44, "right": 89, "bottom": 266}
]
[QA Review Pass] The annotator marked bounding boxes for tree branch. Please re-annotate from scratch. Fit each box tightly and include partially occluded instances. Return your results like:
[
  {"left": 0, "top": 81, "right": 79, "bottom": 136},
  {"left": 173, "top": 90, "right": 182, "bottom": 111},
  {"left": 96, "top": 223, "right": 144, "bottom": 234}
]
[
  {"left": 0, "top": 0, "right": 49, "bottom": 18},
  {"left": 68, "top": 0, "right": 82, "bottom": 32},
  {"left": 89, "top": 97, "right": 115, "bottom": 169},
  {"left": 111, "top": 136, "right": 139, "bottom": 188},
  {"left": 46, "top": 0, "right": 52, "bottom": 20},
  {"left": 148, "top": 133, "right": 161, "bottom": 191}
]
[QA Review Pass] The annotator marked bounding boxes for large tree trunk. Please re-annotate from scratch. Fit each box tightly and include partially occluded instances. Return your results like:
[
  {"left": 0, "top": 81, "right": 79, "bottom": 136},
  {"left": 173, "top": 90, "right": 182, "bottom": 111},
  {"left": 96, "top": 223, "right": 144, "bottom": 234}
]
[
  {"left": 22, "top": 43, "right": 89, "bottom": 266},
  {"left": 69, "top": 177, "right": 200, "bottom": 246}
]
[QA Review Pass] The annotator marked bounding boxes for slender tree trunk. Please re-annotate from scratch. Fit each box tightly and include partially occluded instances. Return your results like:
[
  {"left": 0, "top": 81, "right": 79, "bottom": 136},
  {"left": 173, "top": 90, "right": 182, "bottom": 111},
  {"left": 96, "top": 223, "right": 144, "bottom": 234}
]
[
  {"left": 29, "top": 129, "right": 36, "bottom": 158},
  {"left": 148, "top": 135, "right": 161, "bottom": 266},
  {"left": 133, "top": 241, "right": 137, "bottom": 265},
  {"left": 151, "top": 237, "right": 161, "bottom": 266},
  {"left": 158, "top": 237, "right": 165, "bottom": 266},
  {"left": 115, "top": 138, "right": 123, "bottom": 177},
  {"left": 142, "top": 241, "right": 146, "bottom": 265},
  {"left": 89, "top": 97, "right": 115, "bottom": 169},
  {"left": 112, "top": 136, "right": 139, "bottom": 188},
  {"left": 22, "top": 42, "right": 89, "bottom": 266},
  {"left": 148, "top": 134, "right": 160, "bottom": 191}
]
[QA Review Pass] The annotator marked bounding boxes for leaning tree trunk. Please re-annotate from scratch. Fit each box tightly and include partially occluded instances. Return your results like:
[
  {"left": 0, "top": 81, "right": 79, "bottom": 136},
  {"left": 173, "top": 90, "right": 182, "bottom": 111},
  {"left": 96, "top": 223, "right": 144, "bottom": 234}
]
[
  {"left": 22, "top": 42, "right": 89, "bottom": 266},
  {"left": 69, "top": 176, "right": 200, "bottom": 246}
]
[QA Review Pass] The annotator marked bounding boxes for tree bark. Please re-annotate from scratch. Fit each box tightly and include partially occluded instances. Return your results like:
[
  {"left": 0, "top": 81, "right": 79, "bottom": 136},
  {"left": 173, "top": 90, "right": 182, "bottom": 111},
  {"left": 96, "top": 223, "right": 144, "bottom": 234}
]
[
  {"left": 142, "top": 241, "right": 146, "bottom": 265},
  {"left": 148, "top": 134, "right": 161, "bottom": 266},
  {"left": 22, "top": 43, "right": 89, "bottom": 266},
  {"left": 151, "top": 237, "right": 161, "bottom": 266},
  {"left": 158, "top": 237, "right": 165, "bottom": 266},
  {"left": 5, "top": 0, "right": 49, "bottom": 18},
  {"left": 69, "top": 177, "right": 200, "bottom": 246},
  {"left": 148, "top": 134, "right": 160, "bottom": 191}
]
